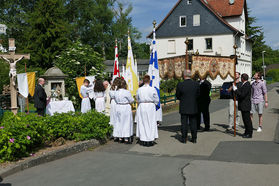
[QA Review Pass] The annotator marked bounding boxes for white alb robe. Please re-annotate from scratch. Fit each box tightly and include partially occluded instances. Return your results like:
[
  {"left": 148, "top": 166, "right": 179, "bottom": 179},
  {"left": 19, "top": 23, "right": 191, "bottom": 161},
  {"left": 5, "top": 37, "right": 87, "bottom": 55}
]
[
  {"left": 104, "top": 85, "right": 111, "bottom": 116},
  {"left": 109, "top": 90, "right": 117, "bottom": 126},
  {"left": 93, "top": 91, "right": 105, "bottom": 113},
  {"left": 80, "top": 85, "right": 92, "bottom": 113},
  {"left": 114, "top": 89, "right": 134, "bottom": 138},
  {"left": 136, "top": 85, "right": 159, "bottom": 141}
]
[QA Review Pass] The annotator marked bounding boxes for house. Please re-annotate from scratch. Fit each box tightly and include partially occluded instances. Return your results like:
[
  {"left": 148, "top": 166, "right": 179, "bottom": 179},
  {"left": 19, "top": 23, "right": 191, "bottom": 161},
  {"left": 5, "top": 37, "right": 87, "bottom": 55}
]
[{"left": 148, "top": 0, "right": 252, "bottom": 86}]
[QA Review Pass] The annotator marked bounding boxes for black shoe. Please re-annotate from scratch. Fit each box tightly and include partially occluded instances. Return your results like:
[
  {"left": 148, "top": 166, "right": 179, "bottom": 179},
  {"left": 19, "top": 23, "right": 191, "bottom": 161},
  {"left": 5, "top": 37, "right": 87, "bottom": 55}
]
[
  {"left": 114, "top": 138, "right": 119, "bottom": 142},
  {"left": 181, "top": 138, "right": 187, "bottom": 144},
  {"left": 130, "top": 136, "right": 134, "bottom": 143},
  {"left": 119, "top": 138, "right": 124, "bottom": 143},
  {"left": 191, "top": 138, "right": 197, "bottom": 143},
  {"left": 242, "top": 134, "right": 252, "bottom": 138},
  {"left": 203, "top": 128, "right": 210, "bottom": 132}
]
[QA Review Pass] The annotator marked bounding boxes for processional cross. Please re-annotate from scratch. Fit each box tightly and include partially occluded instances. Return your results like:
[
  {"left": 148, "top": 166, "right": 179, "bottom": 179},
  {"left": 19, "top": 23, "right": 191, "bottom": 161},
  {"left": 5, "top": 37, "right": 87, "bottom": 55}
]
[{"left": 0, "top": 38, "right": 30, "bottom": 114}]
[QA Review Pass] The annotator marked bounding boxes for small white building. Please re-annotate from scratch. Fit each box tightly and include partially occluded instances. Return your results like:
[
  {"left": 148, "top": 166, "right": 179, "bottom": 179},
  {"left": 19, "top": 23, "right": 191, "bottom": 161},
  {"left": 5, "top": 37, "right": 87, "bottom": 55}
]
[
  {"left": 0, "top": 24, "right": 7, "bottom": 35},
  {"left": 148, "top": 0, "right": 252, "bottom": 86}
]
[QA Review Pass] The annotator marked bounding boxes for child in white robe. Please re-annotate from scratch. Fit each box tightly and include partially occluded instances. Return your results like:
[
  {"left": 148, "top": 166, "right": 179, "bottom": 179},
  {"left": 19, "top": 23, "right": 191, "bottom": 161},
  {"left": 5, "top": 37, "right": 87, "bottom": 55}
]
[
  {"left": 93, "top": 80, "right": 106, "bottom": 113},
  {"left": 114, "top": 78, "right": 134, "bottom": 144},
  {"left": 80, "top": 79, "right": 93, "bottom": 113},
  {"left": 109, "top": 77, "right": 122, "bottom": 141},
  {"left": 136, "top": 75, "right": 159, "bottom": 147}
]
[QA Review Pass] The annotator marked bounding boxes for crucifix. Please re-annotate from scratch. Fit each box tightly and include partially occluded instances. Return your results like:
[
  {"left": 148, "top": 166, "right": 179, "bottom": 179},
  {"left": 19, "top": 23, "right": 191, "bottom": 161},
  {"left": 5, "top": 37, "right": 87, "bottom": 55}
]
[{"left": 0, "top": 38, "right": 30, "bottom": 115}]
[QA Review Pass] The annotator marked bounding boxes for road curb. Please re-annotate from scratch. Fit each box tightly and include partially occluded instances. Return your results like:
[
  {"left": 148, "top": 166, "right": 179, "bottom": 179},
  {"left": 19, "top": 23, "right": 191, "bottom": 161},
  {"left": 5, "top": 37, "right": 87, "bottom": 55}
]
[
  {"left": 275, "top": 120, "right": 279, "bottom": 144},
  {"left": 0, "top": 138, "right": 105, "bottom": 178}
]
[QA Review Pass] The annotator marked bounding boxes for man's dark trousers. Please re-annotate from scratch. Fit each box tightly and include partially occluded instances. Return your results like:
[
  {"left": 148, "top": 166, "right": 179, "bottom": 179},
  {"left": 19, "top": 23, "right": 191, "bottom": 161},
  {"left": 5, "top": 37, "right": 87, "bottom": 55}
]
[
  {"left": 241, "top": 111, "right": 253, "bottom": 135},
  {"left": 36, "top": 108, "right": 45, "bottom": 116},
  {"left": 181, "top": 114, "right": 197, "bottom": 140}
]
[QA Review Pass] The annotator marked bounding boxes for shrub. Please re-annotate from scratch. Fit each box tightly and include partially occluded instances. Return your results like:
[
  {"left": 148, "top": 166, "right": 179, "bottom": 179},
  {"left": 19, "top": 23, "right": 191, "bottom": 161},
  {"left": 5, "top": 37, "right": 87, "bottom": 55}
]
[
  {"left": 266, "top": 69, "right": 279, "bottom": 82},
  {"left": 0, "top": 111, "right": 112, "bottom": 162}
]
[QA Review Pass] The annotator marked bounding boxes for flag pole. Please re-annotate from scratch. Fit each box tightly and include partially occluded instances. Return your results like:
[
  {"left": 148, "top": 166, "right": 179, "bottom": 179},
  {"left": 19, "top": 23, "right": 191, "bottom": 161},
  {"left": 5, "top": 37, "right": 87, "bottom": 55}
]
[
  {"left": 25, "top": 62, "right": 30, "bottom": 113},
  {"left": 233, "top": 44, "right": 238, "bottom": 137},
  {"left": 185, "top": 38, "right": 189, "bottom": 70}
]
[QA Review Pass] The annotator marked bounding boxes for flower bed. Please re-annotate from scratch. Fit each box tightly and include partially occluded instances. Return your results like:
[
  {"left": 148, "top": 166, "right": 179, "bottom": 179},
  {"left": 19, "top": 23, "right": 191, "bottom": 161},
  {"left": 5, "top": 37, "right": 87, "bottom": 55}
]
[{"left": 0, "top": 111, "right": 112, "bottom": 162}]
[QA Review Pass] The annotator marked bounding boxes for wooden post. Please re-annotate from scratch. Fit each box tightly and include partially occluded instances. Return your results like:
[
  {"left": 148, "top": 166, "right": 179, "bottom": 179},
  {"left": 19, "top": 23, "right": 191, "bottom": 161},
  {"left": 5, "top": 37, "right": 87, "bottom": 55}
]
[
  {"left": 25, "top": 62, "right": 30, "bottom": 113},
  {"left": 233, "top": 44, "right": 238, "bottom": 137},
  {"left": 184, "top": 38, "right": 189, "bottom": 70},
  {"left": 0, "top": 38, "right": 30, "bottom": 115}
]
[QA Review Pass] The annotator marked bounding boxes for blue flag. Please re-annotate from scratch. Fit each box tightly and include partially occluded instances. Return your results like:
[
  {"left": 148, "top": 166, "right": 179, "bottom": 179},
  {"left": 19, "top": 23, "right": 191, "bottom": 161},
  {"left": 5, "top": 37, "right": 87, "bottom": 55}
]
[{"left": 148, "top": 27, "right": 161, "bottom": 111}]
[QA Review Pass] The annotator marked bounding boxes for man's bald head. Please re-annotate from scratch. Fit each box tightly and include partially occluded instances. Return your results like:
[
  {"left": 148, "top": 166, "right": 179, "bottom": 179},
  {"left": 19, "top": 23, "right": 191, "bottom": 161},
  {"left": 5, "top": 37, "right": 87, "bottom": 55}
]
[
  {"left": 183, "top": 69, "right": 192, "bottom": 79},
  {"left": 38, "top": 78, "right": 45, "bottom": 86}
]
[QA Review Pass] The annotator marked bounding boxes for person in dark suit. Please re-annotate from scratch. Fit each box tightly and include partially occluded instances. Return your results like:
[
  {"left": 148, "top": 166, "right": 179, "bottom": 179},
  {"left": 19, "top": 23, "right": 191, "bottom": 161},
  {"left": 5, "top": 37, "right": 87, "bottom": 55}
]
[
  {"left": 197, "top": 78, "right": 212, "bottom": 131},
  {"left": 233, "top": 73, "right": 253, "bottom": 138},
  {"left": 176, "top": 70, "right": 200, "bottom": 143},
  {"left": 34, "top": 78, "right": 47, "bottom": 116}
]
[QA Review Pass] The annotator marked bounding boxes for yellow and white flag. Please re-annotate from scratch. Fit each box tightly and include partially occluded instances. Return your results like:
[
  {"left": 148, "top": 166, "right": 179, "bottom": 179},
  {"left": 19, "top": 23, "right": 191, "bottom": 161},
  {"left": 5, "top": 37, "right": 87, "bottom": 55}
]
[
  {"left": 17, "top": 72, "right": 36, "bottom": 98},
  {"left": 126, "top": 34, "right": 139, "bottom": 96}
]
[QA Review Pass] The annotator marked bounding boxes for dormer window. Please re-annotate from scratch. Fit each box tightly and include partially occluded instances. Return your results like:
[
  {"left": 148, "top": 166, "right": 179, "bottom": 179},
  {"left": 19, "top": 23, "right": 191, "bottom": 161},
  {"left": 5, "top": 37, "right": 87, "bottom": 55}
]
[
  {"left": 180, "top": 16, "right": 187, "bottom": 27},
  {"left": 187, "top": 0, "right": 192, "bottom": 5}
]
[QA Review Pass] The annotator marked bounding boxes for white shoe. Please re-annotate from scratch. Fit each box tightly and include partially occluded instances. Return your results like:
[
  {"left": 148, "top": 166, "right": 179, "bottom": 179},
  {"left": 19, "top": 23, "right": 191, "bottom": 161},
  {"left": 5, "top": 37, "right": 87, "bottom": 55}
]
[{"left": 257, "top": 127, "right": 262, "bottom": 132}]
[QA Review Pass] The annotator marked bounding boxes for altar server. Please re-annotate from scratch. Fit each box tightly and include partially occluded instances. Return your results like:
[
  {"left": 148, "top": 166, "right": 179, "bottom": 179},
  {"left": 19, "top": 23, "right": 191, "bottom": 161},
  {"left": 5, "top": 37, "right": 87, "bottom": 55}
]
[
  {"left": 114, "top": 79, "right": 134, "bottom": 144},
  {"left": 103, "top": 81, "right": 111, "bottom": 116},
  {"left": 136, "top": 75, "right": 159, "bottom": 147},
  {"left": 80, "top": 79, "right": 92, "bottom": 113},
  {"left": 110, "top": 77, "right": 122, "bottom": 141},
  {"left": 93, "top": 80, "right": 106, "bottom": 113}
]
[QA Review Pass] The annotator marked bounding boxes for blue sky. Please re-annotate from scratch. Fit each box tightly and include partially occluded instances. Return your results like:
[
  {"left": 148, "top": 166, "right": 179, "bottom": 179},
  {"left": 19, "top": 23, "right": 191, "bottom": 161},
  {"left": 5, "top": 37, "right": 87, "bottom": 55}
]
[{"left": 126, "top": 0, "right": 279, "bottom": 50}]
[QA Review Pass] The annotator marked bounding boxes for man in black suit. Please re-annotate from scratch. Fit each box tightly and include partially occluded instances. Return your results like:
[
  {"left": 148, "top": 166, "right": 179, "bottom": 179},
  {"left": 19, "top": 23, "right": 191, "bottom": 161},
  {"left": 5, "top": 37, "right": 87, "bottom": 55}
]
[
  {"left": 197, "top": 78, "right": 212, "bottom": 131},
  {"left": 233, "top": 73, "right": 253, "bottom": 138},
  {"left": 176, "top": 70, "right": 200, "bottom": 143},
  {"left": 34, "top": 78, "right": 47, "bottom": 116}
]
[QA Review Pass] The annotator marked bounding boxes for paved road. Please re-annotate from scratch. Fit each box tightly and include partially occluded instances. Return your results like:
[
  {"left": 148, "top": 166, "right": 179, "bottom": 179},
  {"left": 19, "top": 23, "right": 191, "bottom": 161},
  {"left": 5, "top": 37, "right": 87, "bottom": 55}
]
[{"left": 2, "top": 83, "right": 279, "bottom": 186}]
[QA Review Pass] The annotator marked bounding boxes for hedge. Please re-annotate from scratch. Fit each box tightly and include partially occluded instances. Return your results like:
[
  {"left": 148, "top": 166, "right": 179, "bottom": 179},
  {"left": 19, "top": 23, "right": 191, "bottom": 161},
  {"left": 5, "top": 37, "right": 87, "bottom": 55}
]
[
  {"left": 266, "top": 69, "right": 279, "bottom": 82},
  {"left": 0, "top": 111, "right": 112, "bottom": 162}
]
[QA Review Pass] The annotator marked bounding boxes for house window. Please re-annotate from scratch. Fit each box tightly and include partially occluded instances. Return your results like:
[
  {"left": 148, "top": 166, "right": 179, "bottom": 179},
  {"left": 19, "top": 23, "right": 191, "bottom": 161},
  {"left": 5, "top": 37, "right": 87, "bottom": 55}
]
[
  {"left": 180, "top": 16, "right": 187, "bottom": 27},
  {"left": 205, "top": 38, "right": 212, "bottom": 50},
  {"left": 188, "top": 39, "right": 193, "bottom": 51},
  {"left": 187, "top": 0, "right": 192, "bottom": 5},
  {"left": 167, "top": 40, "right": 176, "bottom": 54},
  {"left": 193, "top": 14, "right": 200, "bottom": 26}
]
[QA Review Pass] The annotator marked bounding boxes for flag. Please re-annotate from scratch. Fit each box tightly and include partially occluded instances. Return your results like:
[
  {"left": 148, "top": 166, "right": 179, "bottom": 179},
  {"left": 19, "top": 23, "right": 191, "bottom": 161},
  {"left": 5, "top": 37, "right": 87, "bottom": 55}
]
[
  {"left": 17, "top": 72, "right": 36, "bottom": 98},
  {"left": 126, "top": 34, "right": 139, "bottom": 96},
  {"left": 135, "top": 57, "right": 139, "bottom": 82},
  {"left": 148, "top": 25, "right": 162, "bottom": 121},
  {"left": 121, "top": 64, "right": 126, "bottom": 80},
  {"left": 76, "top": 76, "right": 95, "bottom": 98},
  {"left": 112, "top": 40, "right": 120, "bottom": 81}
]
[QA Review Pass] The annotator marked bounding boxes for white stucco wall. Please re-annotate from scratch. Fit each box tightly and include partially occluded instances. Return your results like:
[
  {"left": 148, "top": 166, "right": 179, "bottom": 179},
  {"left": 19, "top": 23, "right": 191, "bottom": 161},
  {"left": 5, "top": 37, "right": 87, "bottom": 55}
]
[{"left": 157, "top": 34, "right": 235, "bottom": 59}]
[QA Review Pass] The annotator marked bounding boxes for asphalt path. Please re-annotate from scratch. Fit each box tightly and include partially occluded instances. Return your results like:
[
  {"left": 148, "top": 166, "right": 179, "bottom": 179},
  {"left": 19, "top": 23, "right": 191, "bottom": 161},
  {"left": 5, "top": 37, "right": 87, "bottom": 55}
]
[{"left": 2, "top": 83, "right": 278, "bottom": 186}]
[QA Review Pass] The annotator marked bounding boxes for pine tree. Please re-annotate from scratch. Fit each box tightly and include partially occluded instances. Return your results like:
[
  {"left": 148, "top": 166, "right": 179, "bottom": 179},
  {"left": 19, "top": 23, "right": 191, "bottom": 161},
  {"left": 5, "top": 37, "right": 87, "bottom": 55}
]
[{"left": 25, "top": 0, "right": 70, "bottom": 69}]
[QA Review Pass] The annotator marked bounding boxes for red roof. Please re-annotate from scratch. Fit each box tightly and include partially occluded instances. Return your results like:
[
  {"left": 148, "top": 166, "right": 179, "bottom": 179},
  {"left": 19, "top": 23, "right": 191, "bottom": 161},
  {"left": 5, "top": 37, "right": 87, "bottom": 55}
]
[{"left": 206, "top": 0, "right": 245, "bottom": 17}]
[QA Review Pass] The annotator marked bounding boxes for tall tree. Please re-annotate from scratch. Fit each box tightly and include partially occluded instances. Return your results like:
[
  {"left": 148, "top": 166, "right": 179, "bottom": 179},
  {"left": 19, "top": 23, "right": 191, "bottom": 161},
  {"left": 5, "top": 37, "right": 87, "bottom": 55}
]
[
  {"left": 25, "top": 0, "right": 70, "bottom": 69},
  {"left": 246, "top": 9, "right": 267, "bottom": 61}
]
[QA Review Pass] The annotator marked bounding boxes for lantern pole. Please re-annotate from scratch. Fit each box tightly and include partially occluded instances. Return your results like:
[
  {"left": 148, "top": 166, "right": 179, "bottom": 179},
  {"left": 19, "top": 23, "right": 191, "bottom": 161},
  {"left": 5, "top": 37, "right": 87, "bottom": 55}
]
[
  {"left": 233, "top": 44, "right": 238, "bottom": 137},
  {"left": 184, "top": 38, "right": 189, "bottom": 70}
]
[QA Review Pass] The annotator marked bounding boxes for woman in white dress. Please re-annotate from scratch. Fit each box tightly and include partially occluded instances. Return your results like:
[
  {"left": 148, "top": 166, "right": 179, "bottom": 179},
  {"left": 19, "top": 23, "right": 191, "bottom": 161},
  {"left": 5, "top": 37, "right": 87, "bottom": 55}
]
[
  {"left": 80, "top": 79, "right": 93, "bottom": 113},
  {"left": 109, "top": 77, "right": 122, "bottom": 141},
  {"left": 93, "top": 80, "right": 106, "bottom": 113},
  {"left": 136, "top": 75, "right": 159, "bottom": 147},
  {"left": 114, "top": 78, "right": 134, "bottom": 144}
]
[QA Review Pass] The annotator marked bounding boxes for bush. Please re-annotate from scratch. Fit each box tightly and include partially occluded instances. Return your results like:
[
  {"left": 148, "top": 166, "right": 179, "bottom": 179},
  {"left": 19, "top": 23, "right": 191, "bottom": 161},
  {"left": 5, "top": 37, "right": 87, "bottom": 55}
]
[
  {"left": 266, "top": 69, "right": 279, "bottom": 82},
  {"left": 160, "top": 79, "right": 183, "bottom": 94},
  {"left": 0, "top": 111, "right": 112, "bottom": 162}
]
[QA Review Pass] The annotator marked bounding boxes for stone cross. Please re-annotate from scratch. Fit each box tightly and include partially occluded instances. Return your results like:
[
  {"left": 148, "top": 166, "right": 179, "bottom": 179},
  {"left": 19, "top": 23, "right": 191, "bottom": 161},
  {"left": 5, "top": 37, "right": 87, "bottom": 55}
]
[{"left": 0, "top": 38, "right": 30, "bottom": 114}]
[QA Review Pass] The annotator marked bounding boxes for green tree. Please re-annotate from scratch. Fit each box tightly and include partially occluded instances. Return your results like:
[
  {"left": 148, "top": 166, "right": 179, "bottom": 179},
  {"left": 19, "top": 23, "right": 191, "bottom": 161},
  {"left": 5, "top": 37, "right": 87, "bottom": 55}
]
[
  {"left": 54, "top": 41, "right": 104, "bottom": 108},
  {"left": 25, "top": 0, "right": 70, "bottom": 69}
]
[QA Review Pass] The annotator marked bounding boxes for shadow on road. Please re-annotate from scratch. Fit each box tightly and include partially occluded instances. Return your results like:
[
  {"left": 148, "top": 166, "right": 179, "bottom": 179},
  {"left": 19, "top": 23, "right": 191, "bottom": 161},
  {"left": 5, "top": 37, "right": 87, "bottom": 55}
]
[{"left": 0, "top": 177, "right": 11, "bottom": 186}]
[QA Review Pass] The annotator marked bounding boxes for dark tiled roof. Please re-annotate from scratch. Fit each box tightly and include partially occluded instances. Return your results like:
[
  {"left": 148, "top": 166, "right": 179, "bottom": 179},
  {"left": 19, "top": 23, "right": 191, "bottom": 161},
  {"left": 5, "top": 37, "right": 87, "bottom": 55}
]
[
  {"left": 147, "top": 0, "right": 245, "bottom": 38},
  {"left": 104, "top": 59, "right": 150, "bottom": 73}
]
